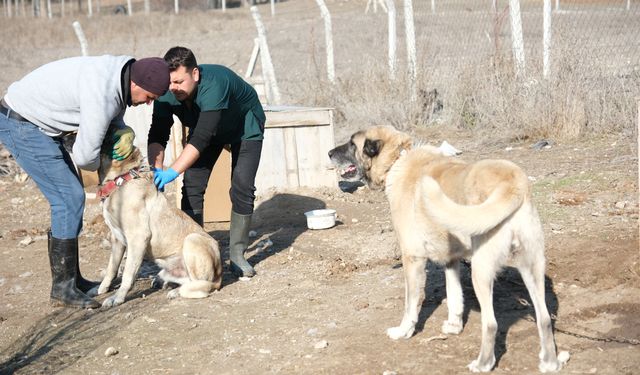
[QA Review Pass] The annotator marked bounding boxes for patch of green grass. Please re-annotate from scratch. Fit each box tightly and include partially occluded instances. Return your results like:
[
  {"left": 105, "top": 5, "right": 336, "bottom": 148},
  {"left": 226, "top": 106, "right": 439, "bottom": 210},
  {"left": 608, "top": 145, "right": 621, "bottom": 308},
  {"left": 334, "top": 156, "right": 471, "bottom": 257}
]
[{"left": 533, "top": 172, "right": 601, "bottom": 192}]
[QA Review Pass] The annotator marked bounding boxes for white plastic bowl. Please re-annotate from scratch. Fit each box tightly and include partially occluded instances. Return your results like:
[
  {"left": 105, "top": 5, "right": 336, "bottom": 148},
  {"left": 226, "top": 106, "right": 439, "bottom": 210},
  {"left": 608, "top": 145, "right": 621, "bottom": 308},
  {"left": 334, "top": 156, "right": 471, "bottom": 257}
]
[{"left": 304, "top": 209, "right": 337, "bottom": 230}]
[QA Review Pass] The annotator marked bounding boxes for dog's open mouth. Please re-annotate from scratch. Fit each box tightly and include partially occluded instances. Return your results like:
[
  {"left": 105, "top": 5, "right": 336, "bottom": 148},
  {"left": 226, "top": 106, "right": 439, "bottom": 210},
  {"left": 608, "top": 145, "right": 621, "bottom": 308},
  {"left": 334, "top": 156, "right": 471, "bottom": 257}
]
[{"left": 340, "top": 164, "right": 357, "bottom": 179}]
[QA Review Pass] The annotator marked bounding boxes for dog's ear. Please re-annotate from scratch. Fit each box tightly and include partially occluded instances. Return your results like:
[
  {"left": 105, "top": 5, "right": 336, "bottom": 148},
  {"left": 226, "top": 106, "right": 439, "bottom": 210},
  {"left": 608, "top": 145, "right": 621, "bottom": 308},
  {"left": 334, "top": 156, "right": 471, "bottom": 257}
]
[
  {"left": 363, "top": 139, "right": 382, "bottom": 158},
  {"left": 399, "top": 134, "right": 413, "bottom": 152}
]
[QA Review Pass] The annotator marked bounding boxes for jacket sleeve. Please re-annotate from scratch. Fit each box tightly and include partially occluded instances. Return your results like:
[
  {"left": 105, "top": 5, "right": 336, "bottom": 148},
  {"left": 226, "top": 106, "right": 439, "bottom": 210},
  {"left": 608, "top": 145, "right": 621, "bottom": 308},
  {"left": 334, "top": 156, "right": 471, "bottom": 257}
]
[
  {"left": 72, "top": 85, "right": 123, "bottom": 171},
  {"left": 148, "top": 114, "right": 174, "bottom": 149},
  {"left": 187, "top": 110, "right": 221, "bottom": 153},
  {"left": 148, "top": 99, "right": 174, "bottom": 149}
]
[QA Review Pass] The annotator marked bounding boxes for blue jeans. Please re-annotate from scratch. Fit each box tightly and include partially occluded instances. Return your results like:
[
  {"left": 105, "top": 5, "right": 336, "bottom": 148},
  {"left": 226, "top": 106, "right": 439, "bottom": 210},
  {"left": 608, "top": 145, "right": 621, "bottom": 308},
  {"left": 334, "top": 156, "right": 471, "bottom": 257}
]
[{"left": 0, "top": 114, "right": 85, "bottom": 239}]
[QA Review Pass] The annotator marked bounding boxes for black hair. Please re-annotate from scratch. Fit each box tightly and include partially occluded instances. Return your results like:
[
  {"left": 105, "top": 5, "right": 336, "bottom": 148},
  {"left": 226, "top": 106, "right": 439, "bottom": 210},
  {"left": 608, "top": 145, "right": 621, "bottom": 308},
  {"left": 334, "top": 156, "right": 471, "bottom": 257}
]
[{"left": 163, "top": 46, "right": 198, "bottom": 71}]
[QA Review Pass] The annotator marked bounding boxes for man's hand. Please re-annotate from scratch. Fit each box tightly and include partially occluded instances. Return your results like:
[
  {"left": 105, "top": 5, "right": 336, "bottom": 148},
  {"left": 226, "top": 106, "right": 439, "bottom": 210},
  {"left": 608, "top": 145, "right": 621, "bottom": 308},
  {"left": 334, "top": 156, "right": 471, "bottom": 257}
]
[
  {"left": 112, "top": 126, "right": 135, "bottom": 160},
  {"left": 153, "top": 168, "right": 179, "bottom": 191}
]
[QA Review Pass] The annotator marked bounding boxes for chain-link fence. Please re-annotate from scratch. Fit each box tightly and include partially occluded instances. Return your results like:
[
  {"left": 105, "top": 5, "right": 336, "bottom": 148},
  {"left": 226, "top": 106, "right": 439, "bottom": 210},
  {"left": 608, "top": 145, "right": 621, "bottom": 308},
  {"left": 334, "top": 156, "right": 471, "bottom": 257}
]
[
  {"left": 408, "top": 1, "right": 639, "bottom": 81},
  {"left": 2, "top": 0, "right": 639, "bottom": 138},
  {"left": 317, "top": 0, "right": 640, "bottom": 138},
  {"left": 397, "top": 1, "right": 640, "bottom": 138}
]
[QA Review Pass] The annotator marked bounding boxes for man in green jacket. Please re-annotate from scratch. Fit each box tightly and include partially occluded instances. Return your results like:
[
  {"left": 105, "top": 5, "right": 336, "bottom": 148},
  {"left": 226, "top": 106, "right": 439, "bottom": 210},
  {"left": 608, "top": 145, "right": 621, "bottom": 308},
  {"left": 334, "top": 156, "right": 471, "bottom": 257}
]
[{"left": 148, "top": 46, "right": 265, "bottom": 278}]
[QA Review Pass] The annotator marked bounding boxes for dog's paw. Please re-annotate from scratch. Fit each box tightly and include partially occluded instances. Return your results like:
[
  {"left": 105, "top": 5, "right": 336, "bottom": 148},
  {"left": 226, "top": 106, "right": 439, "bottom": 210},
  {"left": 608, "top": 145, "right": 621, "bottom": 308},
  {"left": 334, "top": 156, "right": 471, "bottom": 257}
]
[
  {"left": 467, "top": 357, "right": 495, "bottom": 373},
  {"left": 441, "top": 319, "right": 463, "bottom": 335},
  {"left": 386, "top": 326, "right": 414, "bottom": 340},
  {"left": 539, "top": 351, "right": 570, "bottom": 373},
  {"left": 167, "top": 289, "right": 180, "bottom": 299},
  {"left": 102, "top": 295, "right": 124, "bottom": 308},
  {"left": 96, "top": 284, "right": 111, "bottom": 296}
]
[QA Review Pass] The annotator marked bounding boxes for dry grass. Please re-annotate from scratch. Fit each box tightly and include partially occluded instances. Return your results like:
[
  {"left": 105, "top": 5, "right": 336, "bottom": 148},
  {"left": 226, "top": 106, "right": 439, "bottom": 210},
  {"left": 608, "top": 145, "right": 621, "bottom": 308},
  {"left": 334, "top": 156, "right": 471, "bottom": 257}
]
[
  {"left": 444, "top": 52, "right": 639, "bottom": 144},
  {"left": 1, "top": 0, "right": 638, "bottom": 146}
]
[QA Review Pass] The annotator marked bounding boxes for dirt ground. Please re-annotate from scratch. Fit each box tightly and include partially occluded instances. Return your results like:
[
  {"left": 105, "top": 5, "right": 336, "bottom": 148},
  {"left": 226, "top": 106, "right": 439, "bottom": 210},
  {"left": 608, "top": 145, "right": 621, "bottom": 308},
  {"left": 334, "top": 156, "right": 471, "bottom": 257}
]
[
  {"left": 0, "top": 128, "right": 638, "bottom": 374},
  {"left": 1, "top": 0, "right": 639, "bottom": 373}
]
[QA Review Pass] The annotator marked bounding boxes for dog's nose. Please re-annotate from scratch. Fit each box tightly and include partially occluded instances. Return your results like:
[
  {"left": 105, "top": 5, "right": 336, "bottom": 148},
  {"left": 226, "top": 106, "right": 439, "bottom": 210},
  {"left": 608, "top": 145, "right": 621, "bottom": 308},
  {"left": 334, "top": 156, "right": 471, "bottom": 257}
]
[{"left": 328, "top": 149, "right": 334, "bottom": 158}]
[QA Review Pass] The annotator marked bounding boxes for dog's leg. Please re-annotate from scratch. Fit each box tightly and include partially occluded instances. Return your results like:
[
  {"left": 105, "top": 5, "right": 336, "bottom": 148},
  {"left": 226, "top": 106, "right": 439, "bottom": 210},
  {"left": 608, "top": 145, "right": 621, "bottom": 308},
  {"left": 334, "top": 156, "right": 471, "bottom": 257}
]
[
  {"left": 517, "top": 241, "right": 569, "bottom": 371},
  {"left": 387, "top": 255, "right": 427, "bottom": 340},
  {"left": 442, "top": 260, "right": 464, "bottom": 335},
  {"left": 102, "top": 235, "right": 148, "bottom": 308},
  {"left": 519, "top": 264, "right": 569, "bottom": 372},
  {"left": 467, "top": 249, "right": 499, "bottom": 372},
  {"left": 88, "top": 233, "right": 125, "bottom": 297},
  {"left": 171, "top": 233, "right": 218, "bottom": 299}
]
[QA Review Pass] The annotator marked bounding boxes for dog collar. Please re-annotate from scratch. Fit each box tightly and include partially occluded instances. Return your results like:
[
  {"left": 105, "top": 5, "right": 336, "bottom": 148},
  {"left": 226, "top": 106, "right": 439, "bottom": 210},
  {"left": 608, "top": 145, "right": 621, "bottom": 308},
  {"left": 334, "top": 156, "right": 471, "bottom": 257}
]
[{"left": 97, "top": 167, "right": 145, "bottom": 201}]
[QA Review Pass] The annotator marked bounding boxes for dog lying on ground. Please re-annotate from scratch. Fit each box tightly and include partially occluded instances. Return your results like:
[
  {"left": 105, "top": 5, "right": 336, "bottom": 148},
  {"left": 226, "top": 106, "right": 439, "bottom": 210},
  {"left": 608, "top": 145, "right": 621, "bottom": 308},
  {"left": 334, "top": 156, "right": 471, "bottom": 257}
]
[
  {"left": 329, "top": 126, "right": 569, "bottom": 372},
  {"left": 87, "top": 137, "right": 222, "bottom": 307}
]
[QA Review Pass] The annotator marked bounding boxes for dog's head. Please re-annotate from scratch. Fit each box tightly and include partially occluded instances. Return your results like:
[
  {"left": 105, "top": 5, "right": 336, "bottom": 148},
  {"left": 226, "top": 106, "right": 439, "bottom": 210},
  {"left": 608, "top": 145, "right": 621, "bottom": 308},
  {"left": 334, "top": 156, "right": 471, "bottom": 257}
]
[
  {"left": 328, "top": 126, "right": 412, "bottom": 190},
  {"left": 98, "top": 128, "right": 143, "bottom": 184}
]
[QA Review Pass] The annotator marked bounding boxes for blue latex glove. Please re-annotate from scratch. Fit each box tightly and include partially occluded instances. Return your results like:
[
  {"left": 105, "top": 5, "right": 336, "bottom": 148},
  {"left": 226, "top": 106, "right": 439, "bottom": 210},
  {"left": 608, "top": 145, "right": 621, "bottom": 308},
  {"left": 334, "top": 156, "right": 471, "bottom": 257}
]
[{"left": 153, "top": 168, "right": 179, "bottom": 191}]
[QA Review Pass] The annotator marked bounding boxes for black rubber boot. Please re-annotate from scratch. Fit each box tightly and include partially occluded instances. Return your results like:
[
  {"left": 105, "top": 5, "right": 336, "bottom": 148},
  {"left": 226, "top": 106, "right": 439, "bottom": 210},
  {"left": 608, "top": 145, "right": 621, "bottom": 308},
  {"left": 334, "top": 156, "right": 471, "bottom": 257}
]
[
  {"left": 48, "top": 231, "right": 99, "bottom": 294},
  {"left": 48, "top": 235, "right": 100, "bottom": 308},
  {"left": 229, "top": 211, "right": 255, "bottom": 277}
]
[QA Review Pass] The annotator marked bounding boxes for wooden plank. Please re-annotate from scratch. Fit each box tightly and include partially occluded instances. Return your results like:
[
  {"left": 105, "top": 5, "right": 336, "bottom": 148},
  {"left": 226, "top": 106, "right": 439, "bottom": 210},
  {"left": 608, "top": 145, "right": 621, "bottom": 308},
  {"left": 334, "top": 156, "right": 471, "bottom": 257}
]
[
  {"left": 170, "top": 122, "right": 185, "bottom": 209},
  {"left": 255, "top": 127, "right": 288, "bottom": 192},
  {"left": 296, "top": 123, "right": 337, "bottom": 188},
  {"left": 294, "top": 125, "right": 322, "bottom": 187},
  {"left": 123, "top": 104, "right": 153, "bottom": 157},
  {"left": 315, "top": 111, "right": 338, "bottom": 187},
  {"left": 265, "top": 109, "right": 332, "bottom": 128},
  {"left": 282, "top": 126, "right": 300, "bottom": 187}
]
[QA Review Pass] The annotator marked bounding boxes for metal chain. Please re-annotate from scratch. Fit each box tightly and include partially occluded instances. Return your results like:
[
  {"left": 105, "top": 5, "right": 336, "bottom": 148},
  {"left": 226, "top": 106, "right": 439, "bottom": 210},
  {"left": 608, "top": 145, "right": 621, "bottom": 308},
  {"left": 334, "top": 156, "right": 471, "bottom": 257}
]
[
  {"left": 554, "top": 325, "right": 640, "bottom": 346},
  {"left": 521, "top": 316, "right": 640, "bottom": 345}
]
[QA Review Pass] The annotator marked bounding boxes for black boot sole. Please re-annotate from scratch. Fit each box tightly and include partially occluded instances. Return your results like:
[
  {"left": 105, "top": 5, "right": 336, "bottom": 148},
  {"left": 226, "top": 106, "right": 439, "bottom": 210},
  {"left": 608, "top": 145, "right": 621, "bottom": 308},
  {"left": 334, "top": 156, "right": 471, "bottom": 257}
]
[
  {"left": 230, "top": 262, "right": 256, "bottom": 278},
  {"left": 50, "top": 297, "right": 101, "bottom": 309}
]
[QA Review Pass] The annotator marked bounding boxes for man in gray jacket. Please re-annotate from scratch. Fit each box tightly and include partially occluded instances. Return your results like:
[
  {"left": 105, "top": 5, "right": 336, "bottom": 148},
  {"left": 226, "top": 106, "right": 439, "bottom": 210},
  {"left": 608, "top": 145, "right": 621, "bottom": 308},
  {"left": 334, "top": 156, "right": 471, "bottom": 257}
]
[{"left": 0, "top": 55, "right": 170, "bottom": 308}]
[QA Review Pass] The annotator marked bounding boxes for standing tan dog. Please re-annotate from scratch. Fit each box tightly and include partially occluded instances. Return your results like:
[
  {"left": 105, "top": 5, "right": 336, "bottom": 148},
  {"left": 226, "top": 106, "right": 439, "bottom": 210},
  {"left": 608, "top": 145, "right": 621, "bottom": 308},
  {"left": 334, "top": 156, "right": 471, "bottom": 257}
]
[
  {"left": 329, "top": 126, "right": 569, "bottom": 372},
  {"left": 88, "top": 140, "right": 222, "bottom": 307}
]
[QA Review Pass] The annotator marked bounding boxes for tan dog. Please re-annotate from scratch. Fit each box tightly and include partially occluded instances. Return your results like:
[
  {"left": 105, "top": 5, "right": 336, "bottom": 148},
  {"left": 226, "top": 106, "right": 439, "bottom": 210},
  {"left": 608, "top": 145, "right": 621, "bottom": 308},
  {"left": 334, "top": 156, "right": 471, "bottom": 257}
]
[
  {"left": 88, "top": 142, "right": 222, "bottom": 307},
  {"left": 329, "top": 126, "right": 569, "bottom": 372}
]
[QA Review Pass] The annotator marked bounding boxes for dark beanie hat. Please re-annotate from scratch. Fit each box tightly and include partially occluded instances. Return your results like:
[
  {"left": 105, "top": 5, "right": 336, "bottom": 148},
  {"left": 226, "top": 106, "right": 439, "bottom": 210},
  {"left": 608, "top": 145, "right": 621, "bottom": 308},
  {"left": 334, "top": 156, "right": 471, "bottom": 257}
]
[{"left": 130, "top": 57, "right": 170, "bottom": 96}]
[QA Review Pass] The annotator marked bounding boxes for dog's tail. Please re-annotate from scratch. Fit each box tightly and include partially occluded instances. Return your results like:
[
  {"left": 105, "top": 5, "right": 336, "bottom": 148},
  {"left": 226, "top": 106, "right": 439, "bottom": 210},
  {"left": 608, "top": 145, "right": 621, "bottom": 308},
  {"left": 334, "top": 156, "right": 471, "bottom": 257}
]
[{"left": 419, "top": 175, "right": 526, "bottom": 236}]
